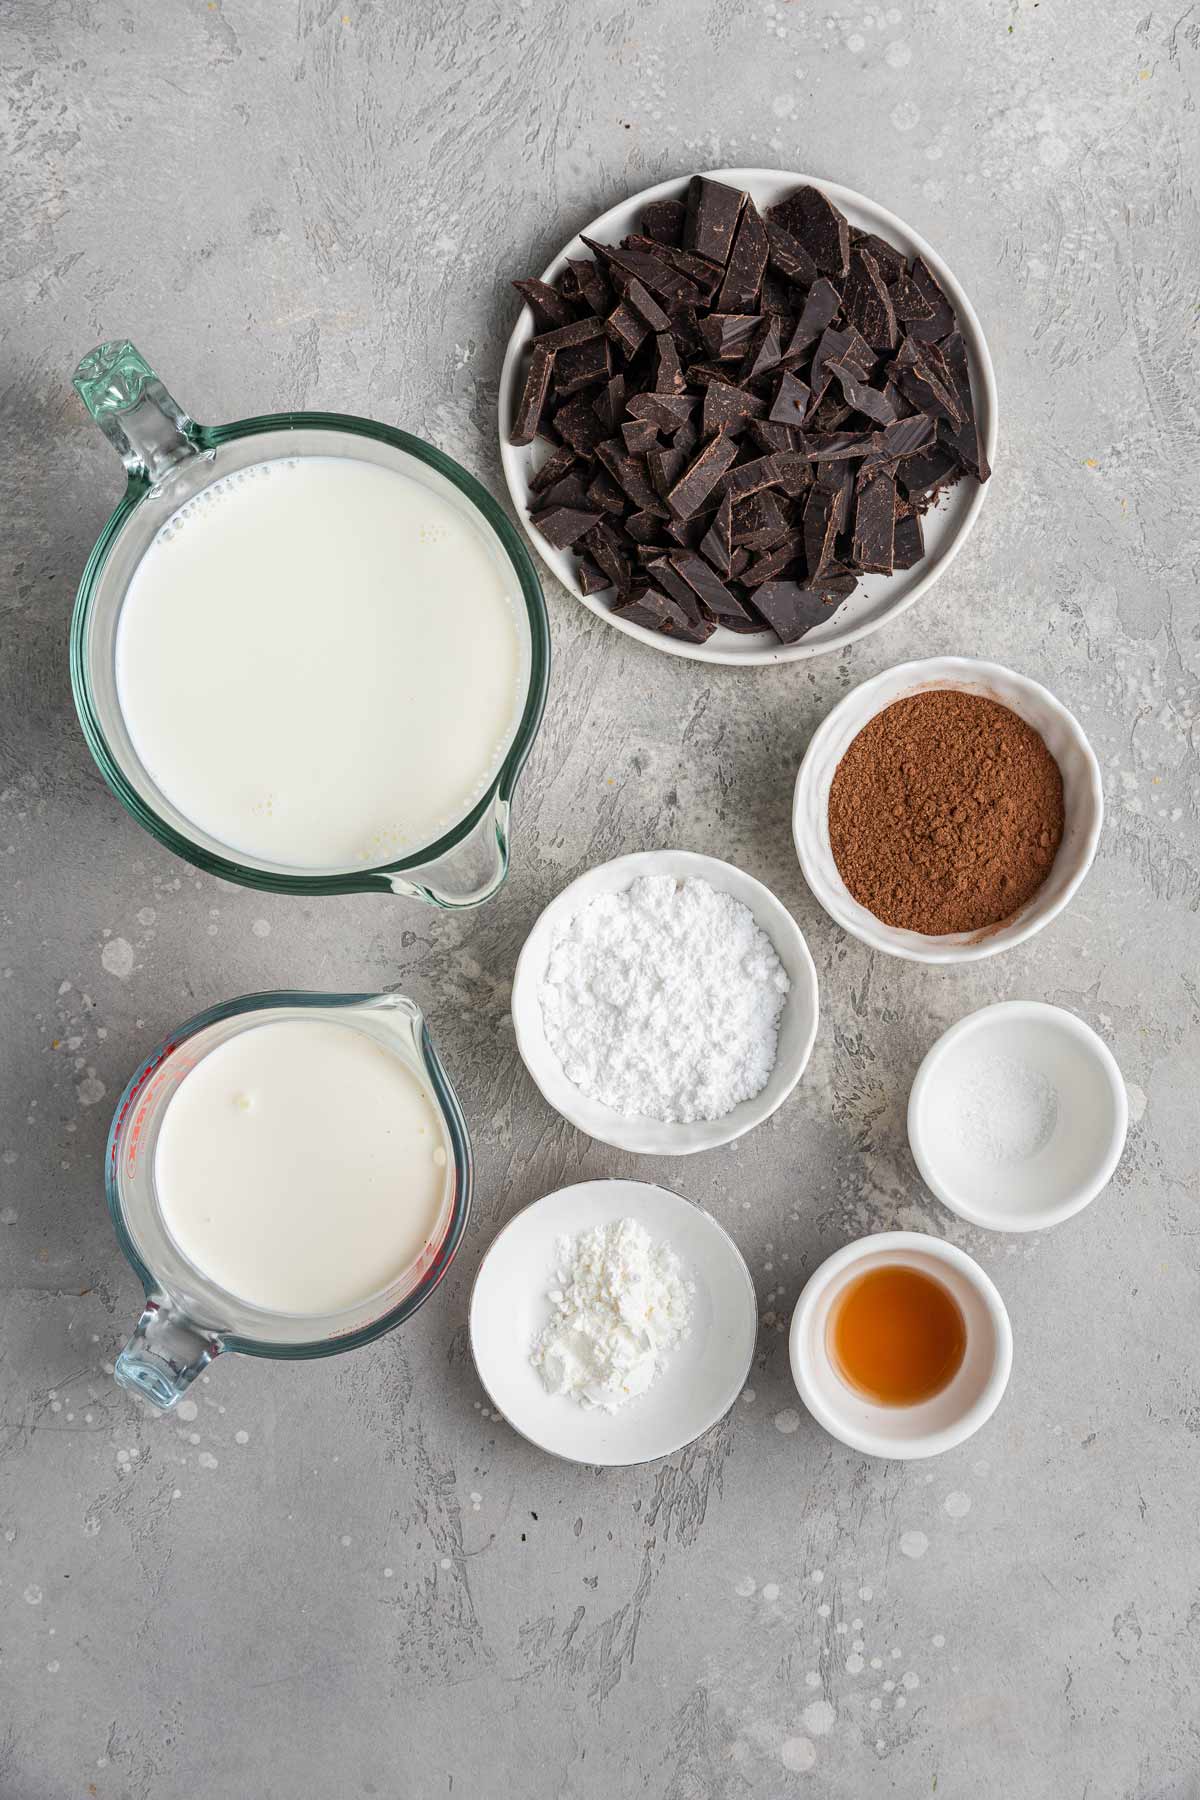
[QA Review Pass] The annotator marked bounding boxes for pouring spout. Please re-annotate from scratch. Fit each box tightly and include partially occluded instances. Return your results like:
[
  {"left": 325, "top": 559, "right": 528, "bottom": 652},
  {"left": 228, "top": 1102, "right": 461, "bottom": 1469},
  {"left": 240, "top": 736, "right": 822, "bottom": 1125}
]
[
  {"left": 115, "top": 1297, "right": 220, "bottom": 1410},
  {"left": 73, "top": 340, "right": 199, "bottom": 486}
]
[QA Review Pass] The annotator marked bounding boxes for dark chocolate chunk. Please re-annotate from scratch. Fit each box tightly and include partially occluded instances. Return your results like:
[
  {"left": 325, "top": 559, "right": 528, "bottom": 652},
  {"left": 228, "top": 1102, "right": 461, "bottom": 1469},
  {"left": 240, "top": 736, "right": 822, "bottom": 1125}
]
[
  {"left": 803, "top": 484, "right": 842, "bottom": 579},
  {"left": 765, "top": 221, "right": 819, "bottom": 288},
  {"left": 783, "top": 278, "right": 843, "bottom": 360},
  {"left": 856, "top": 412, "right": 936, "bottom": 479},
  {"left": 555, "top": 334, "right": 612, "bottom": 396},
  {"left": 684, "top": 176, "right": 746, "bottom": 263},
  {"left": 581, "top": 520, "right": 632, "bottom": 592},
  {"left": 582, "top": 237, "right": 702, "bottom": 308},
  {"left": 742, "top": 316, "right": 786, "bottom": 382},
  {"left": 643, "top": 554, "right": 713, "bottom": 620},
  {"left": 623, "top": 238, "right": 725, "bottom": 299},
  {"left": 539, "top": 472, "right": 591, "bottom": 509},
  {"left": 937, "top": 332, "right": 990, "bottom": 482},
  {"left": 568, "top": 257, "right": 611, "bottom": 316},
  {"left": 665, "top": 433, "right": 739, "bottom": 517},
  {"left": 698, "top": 492, "right": 735, "bottom": 576},
  {"left": 512, "top": 278, "right": 574, "bottom": 332},
  {"left": 906, "top": 257, "right": 956, "bottom": 342},
  {"left": 621, "top": 417, "right": 660, "bottom": 455},
  {"left": 752, "top": 580, "right": 842, "bottom": 644},
  {"left": 768, "top": 186, "right": 851, "bottom": 279},
  {"left": 718, "top": 455, "right": 781, "bottom": 503},
  {"left": 595, "top": 440, "right": 666, "bottom": 514},
  {"left": 769, "top": 371, "right": 811, "bottom": 427},
  {"left": 641, "top": 197, "right": 687, "bottom": 246},
  {"left": 627, "top": 392, "right": 696, "bottom": 431},
  {"left": 892, "top": 508, "right": 924, "bottom": 568},
  {"left": 610, "top": 581, "right": 692, "bottom": 634},
  {"left": 716, "top": 201, "right": 769, "bottom": 311},
  {"left": 528, "top": 443, "right": 578, "bottom": 493},
  {"left": 606, "top": 302, "right": 649, "bottom": 359},
  {"left": 510, "top": 344, "right": 555, "bottom": 446},
  {"left": 890, "top": 267, "right": 936, "bottom": 324},
  {"left": 624, "top": 509, "right": 668, "bottom": 544},
  {"left": 852, "top": 231, "right": 907, "bottom": 285},
  {"left": 533, "top": 314, "right": 607, "bottom": 352},
  {"left": 653, "top": 332, "right": 685, "bottom": 394},
  {"left": 669, "top": 549, "right": 757, "bottom": 625},
  {"left": 771, "top": 451, "right": 812, "bottom": 497},
  {"left": 732, "top": 490, "right": 788, "bottom": 549},
  {"left": 532, "top": 504, "right": 602, "bottom": 550},
  {"left": 594, "top": 372, "right": 627, "bottom": 433},
  {"left": 842, "top": 249, "right": 898, "bottom": 352},
  {"left": 897, "top": 445, "right": 959, "bottom": 505},
  {"left": 890, "top": 337, "right": 964, "bottom": 427},
  {"left": 809, "top": 324, "right": 875, "bottom": 409},
  {"left": 741, "top": 536, "right": 804, "bottom": 588},
  {"left": 554, "top": 394, "right": 608, "bottom": 457},
  {"left": 576, "top": 555, "right": 611, "bottom": 594},
  {"left": 751, "top": 419, "right": 800, "bottom": 455},
  {"left": 646, "top": 443, "right": 687, "bottom": 499},
  {"left": 586, "top": 468, "right": 628, "bottom": 516},
  {"left": 699, "top": 313, "right": 761, "bottom": 361},
  {"left": 851, "top": 473, "right": 897, "bottom": 574},
  {"left": 625, "top": 277, "right": 672, "bottom": 334},
  {"left": 829, "top": 359, "right": 899, "bottom": 425},
  {"left": 703, "top": 382, "right": 767, "bottom": 437}
]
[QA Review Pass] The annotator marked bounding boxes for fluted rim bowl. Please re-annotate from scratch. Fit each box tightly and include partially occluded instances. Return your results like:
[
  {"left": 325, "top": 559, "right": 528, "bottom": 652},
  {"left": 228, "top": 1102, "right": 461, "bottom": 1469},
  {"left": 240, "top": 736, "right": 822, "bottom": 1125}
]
[{"left": 792, "top": 656, "right": 1104, "bottom": 964}]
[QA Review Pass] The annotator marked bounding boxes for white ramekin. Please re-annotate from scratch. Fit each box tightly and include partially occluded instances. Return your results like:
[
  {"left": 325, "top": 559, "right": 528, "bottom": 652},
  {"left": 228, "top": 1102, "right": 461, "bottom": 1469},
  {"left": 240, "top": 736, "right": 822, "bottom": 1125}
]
[
  {"left": 789, "top": 1231, "right": 1013, "bottom": 1459},
  {"left": 792, "top": 656, "right": 1103, "bottom": 964},
  {"left": 510, "top": 850, "right": 819, "bottom": 1156}
]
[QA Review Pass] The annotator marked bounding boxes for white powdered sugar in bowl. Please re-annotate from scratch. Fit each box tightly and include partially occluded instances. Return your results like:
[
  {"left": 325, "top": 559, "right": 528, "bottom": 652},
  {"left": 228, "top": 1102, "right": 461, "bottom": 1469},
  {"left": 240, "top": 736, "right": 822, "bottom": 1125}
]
[
  {"left": 530, "top": 1217, "right": 695, "bottom": 1412},
  {"left": 537, "top": 874, "right": 790, "bottom": 1124}
]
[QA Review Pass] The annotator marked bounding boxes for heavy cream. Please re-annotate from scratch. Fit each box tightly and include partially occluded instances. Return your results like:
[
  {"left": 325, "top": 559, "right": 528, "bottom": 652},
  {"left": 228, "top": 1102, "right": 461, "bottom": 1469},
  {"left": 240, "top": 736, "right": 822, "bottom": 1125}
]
[
  {"left": 154, "top": 1018, "right": 449, "bottom": 1315},
  {"left": 115, "top": 455, "right": 525, "bottom": 870}
]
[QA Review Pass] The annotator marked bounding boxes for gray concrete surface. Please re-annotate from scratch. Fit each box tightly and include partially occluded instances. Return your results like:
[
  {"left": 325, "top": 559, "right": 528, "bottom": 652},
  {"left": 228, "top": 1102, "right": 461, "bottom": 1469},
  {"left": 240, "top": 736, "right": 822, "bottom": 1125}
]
[{"left": 2, "top": 2, "right": 1199, "bottom": 1795}]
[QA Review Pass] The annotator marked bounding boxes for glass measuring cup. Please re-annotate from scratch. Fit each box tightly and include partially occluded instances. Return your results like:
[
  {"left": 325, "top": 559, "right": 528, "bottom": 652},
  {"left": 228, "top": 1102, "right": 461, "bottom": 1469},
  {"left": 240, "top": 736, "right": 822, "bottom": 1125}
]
[
  {"left": 71, "top": 341, "right": 550, "bottom": 907},
  {"left": 106, "top": 990, "right": 472, "bottom": 1409}
]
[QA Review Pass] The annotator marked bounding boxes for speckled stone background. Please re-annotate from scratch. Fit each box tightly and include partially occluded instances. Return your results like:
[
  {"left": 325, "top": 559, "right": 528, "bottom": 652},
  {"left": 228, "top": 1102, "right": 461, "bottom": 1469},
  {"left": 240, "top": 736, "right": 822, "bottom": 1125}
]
[{"left": 2, "top": 2, "right": 1199, "bottom": 1795}]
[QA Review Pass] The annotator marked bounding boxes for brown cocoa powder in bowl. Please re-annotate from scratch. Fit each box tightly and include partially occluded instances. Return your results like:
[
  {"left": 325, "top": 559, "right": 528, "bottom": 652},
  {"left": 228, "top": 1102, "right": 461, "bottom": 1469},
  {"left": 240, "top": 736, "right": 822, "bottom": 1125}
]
[{"left": 828, "top": 689, "right": 1065, "bottom": 935}]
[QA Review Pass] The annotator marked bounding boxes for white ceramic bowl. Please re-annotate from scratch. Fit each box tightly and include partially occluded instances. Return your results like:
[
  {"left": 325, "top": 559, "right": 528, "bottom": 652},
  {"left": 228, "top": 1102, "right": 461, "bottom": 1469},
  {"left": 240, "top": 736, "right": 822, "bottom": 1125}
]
[
  {"left": 908, "top": 1001, "right": 1128, "bottom": 1232},
  {"left": 469, "top": 1179, "right": 758, "bottom": 1466},
  {"left": 498, "top": 168, "right": 997, "bottom": 667},
  {"left": 789, "top": 1231, "right": 1012, "bottom": 1459},
  {"left": 792, "top": 656, "right": 1104, "bottom": 964},
  {"left": 511, "top": 850, "right": 819, "bottom": 1155}
]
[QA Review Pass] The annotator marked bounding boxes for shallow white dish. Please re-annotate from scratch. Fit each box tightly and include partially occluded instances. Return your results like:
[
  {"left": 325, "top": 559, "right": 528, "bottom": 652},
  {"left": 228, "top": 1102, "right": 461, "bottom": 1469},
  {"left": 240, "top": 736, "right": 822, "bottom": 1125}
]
[
  {"left": 908, "top": 1001, "right": 1128, "bottom": 1232},
  {"left": 792, "top": 656, "right": 1104, "bottom": 964},
  {"left": 510, "top": 849, "right": 819, "bottom": 1155},
  {"left": 469, "top": 1179, "right": 758, "bottom": 1467},
  {"left": 789, "top": 1231, "right": 1012, "bottom": 1460},
  {"left": 498, "top": 167, "right": 997, "bottom": 666}
]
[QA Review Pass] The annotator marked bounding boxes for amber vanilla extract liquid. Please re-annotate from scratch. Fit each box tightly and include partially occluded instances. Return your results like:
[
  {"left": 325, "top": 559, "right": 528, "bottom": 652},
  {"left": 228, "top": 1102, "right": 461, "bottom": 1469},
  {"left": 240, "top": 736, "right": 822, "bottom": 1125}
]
[{"left": 828, "top": 1264, "right": 967, "bottom": 1407}]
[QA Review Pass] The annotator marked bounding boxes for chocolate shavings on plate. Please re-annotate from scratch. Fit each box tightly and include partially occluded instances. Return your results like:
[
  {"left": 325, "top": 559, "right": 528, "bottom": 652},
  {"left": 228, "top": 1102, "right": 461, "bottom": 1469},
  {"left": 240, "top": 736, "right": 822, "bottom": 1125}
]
[{"left": 510, "top": 176, "right": 989, "bottom": 645}]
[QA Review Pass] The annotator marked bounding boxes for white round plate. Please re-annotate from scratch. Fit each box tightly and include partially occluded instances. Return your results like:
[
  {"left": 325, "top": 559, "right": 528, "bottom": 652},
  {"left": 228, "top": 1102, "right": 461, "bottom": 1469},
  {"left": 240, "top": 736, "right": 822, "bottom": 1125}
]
[
  {"left": 469, "top": 1180, "right": 758, "bottom": 1466},
  {"left": 498, "top": 167, "right": 997, "bottom": 666},
  {"left": 510, "top": 850, "right": 819, "bottom": 1155}
]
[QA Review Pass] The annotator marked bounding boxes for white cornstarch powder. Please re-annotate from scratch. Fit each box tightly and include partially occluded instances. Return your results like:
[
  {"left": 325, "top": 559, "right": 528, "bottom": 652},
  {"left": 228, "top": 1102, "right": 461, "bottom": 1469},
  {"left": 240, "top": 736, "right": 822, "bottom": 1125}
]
[
  {"left": 530, "top": 1218, "right": 694, "bottom": 1412},
  {"left": 538, "top": 875, "right": 790, "bottom": 1123}
]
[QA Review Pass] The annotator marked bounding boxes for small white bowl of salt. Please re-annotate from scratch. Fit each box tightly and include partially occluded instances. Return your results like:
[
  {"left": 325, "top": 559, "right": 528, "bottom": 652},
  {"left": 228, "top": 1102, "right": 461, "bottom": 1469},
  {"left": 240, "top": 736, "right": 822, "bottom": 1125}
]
[{"left": 908, "top": 1001, "right": 1128, "bottom": 1233}]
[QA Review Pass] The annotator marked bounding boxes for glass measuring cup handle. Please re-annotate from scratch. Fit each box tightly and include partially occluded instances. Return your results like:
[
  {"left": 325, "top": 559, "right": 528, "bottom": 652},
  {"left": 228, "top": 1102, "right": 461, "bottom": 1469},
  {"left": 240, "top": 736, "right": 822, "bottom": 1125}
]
[
  {"left": 72, "top": 340, "right": 200, "bottom": 486},
  {"left": 115, "top": 1297, "right": 221, "bottom": 1410},
  {"left": 382, "top": 792, "right": 512, "bottom": 908}
]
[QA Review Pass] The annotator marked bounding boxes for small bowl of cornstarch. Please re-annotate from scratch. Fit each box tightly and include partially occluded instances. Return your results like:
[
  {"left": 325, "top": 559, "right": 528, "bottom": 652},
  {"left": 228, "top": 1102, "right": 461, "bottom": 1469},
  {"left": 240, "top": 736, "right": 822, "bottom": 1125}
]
[{"left": 511, "top": 849, "right": 819, "bottom": 1154}]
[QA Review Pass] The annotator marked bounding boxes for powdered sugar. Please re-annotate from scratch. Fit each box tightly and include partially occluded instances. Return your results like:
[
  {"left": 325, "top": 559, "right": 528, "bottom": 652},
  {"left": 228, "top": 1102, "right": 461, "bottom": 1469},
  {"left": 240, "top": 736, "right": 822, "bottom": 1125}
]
[
  {"left": 538, "top": 875, "right": 790, "bottom": 1123},
  {"left": 529, "top": 1217, "right": 694, "bottom": 1412}
]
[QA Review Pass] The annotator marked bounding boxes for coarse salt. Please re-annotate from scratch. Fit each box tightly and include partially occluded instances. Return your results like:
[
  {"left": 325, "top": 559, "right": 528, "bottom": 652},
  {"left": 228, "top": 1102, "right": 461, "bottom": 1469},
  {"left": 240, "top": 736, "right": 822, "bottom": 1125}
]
[
  {"left": 948, "top": 1051, "right": 1058, "bottom": 1163},
  {"left": 538, "top": 875, "right": 790, "bottom": 1123},
  {"left": 530, "top": 1218, "right": 694, "bottom": 1412}
]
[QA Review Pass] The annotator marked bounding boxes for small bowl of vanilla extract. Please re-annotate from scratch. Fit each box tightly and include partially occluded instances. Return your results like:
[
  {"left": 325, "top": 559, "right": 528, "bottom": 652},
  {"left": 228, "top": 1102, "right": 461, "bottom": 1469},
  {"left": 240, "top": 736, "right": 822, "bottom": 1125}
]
[{"left": 788, "top": 1232, "right": 1012, "bottom": 1460}]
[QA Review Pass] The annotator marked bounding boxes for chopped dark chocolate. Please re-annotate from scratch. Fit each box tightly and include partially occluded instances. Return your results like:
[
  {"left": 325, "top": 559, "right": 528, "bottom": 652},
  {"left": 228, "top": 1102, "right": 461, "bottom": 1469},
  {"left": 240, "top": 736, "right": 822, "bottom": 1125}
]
[
  {"left": 512, "top": 278, "right": 574, "bottom": 332},
  {"left": 641, "top": 197, "right": 687, "bottom": 246},
  {"left": 665, "top": 433, "right": 739, "bottom": 517},
  {"left": 769, "top": 371, "right": 811, "bottom": 427},
  {"left": 555, "top": 334, "right": 612, "bottom": 396},
  {"left": 703, "top": 382, "right": 767, "bottom": 437},
  {"left": 851, "top": 473, "right": 897, "bottom": 574},
  {"left": 531, "top": 504, "right": 602, "bottom": 550},
  {"left": 752, "top": 580, "right": 842, "bottom": 644},
  {"left": 768, "top": 186, "right": 850, "bottom": 279},
  {"left": 514, "top": 175, "right": 989, "bottom": 644},
  {"left": 716, "top": 201, "right": 769, "bottom": 311},
  {"left": 684, "top": 176, "right": 746, "bottom": 263},
  {"left": 510, "top": 343, "right": 555, "bottom": 447}
]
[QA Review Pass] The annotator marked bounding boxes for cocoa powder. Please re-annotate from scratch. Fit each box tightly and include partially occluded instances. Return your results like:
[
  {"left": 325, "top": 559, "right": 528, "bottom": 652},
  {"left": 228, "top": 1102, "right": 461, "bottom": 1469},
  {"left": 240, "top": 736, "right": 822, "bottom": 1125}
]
[{"left": 828, "top": 689, "right": 1065, "bottom": 935}]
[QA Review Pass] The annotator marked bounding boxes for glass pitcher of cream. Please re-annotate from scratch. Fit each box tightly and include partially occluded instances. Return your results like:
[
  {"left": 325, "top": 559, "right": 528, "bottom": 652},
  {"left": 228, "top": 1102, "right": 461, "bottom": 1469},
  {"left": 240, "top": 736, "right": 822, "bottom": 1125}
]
[
  {"left": 71, "top": 341, "right": 549, "bottom": 907},
  {"left": 106, "top": 990, "right": 472, "bottom": 1408}
]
